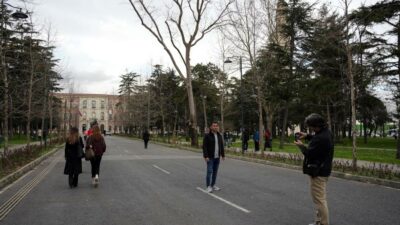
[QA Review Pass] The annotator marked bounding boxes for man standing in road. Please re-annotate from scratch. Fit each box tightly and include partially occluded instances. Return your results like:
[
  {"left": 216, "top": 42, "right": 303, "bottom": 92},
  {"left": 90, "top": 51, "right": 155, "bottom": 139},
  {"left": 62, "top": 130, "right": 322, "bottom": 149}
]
[
  {"left": 294, "top": 113, "right": 334, "bottom": 225},
  {"left": 202, "top": 121, "right": 225, "bottom": 193}
]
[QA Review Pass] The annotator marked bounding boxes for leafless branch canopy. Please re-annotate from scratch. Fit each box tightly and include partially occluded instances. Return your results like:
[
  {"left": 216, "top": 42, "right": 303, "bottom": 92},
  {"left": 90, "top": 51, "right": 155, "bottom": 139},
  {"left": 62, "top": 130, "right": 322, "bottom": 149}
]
[{"left": 128, "top": 0, "right": 233, "bottom": 79}]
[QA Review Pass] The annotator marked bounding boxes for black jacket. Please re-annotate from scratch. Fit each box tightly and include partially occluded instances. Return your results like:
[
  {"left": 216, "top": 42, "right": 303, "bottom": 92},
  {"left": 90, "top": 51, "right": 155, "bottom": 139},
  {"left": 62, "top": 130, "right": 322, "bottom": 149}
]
[
  {"left": 299, "top": 128, "right": 334, "bottom": 177},
  {"left": 64, "top": 137, "right": 84, "bottom": 175},
  {"left": 202, "top": 132, "right": 225, "bottom": 159}
]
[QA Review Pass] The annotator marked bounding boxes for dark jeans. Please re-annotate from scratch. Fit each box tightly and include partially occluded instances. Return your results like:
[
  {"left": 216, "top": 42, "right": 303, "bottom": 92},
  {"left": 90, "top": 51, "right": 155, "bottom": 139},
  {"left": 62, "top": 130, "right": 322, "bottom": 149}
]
[
  {"left": 242, "top": 141, "right": 248, "bottom": 153},
  {"left": 264, "top": 139, "right": 272, "bottom": 150},
  {"left": 68, "top": 173, "right": 79, "bottom": 187},
  {"left": 90, "top": 155, "right": 102, "bottom": 178},
  {"left": 144, "top": 140, "right": 149, "bottom": 149},
  {"left": 254, "top": 141, "right": 259, "bottom": 151},
  {"left": 206, "top": 158, "right": 220, "bottom": 187}
]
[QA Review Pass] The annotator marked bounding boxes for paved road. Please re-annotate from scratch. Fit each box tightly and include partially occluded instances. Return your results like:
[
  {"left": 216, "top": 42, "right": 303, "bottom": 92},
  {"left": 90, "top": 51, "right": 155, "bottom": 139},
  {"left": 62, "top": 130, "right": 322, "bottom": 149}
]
[{"left": 0, "top": 136, "right": 399, "bottom": 225}]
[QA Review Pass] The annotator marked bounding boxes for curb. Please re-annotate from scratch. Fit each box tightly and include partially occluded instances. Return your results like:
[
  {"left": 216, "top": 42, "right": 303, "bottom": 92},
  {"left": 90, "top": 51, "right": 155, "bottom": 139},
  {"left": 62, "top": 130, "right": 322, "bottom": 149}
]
[
  {"left": 150, "top": 139, "right": 400, "bottom": 189},
  {"left": 0, "top": 145, "right": 62, "bottom": 190}
]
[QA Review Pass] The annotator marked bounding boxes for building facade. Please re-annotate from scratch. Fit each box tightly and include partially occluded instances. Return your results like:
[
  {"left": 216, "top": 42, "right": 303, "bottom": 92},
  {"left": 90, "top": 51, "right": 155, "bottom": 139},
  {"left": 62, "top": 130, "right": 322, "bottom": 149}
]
[{"left": 54, "top": 93, "right": 124, "bottom": 134}]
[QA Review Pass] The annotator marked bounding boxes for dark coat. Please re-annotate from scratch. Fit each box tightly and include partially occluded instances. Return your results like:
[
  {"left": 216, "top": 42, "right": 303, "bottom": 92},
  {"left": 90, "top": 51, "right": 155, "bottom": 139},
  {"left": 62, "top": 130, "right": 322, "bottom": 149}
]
[
  {"left": 64, "top": 137, "right": 84, "bottom": 175},
  {"left": 299, "top": 128, "right": 334, "bottom": 177},
  {"left": 202, "top": 132, "right": 225, "bottom": 159},
  {"left": 86, "top": 135, "right": 106, "bottom": 156},
  {"left": 143, "top": 131, "right": 150, "bottom": 141}
]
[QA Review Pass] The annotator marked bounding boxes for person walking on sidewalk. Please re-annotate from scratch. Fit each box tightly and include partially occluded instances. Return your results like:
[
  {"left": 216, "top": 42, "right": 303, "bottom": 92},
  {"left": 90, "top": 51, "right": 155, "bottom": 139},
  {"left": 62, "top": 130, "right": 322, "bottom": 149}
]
[
  {"left": 86, "top": 125, "right": 106, "bottom": 187},
  {"left": 142, "top": 130, "right": 150, "bottom": 149},
  {"left": 264, "top": 128, "right": 272, "bottom": 151},
  {"left": 202, "top": 121, "right": 225, "bottom": 193},
  {"left": 253, "top": 130, "right": 260, "bottom": 152},
  {"left": 294, "top": 113, "right": 334, "bottom": 225},
  {"left": 64, "top": 127, "right": 84, "bottom": 188},
  {"left": 242, "top": 128, "right": 249, "bottom": 153}
]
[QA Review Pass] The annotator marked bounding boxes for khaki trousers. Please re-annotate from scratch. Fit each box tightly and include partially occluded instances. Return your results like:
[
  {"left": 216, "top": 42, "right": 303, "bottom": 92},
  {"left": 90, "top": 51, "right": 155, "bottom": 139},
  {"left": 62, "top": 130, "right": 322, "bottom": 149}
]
[{"left": 309, "top": 176, "right": 329, "bottom": 225}]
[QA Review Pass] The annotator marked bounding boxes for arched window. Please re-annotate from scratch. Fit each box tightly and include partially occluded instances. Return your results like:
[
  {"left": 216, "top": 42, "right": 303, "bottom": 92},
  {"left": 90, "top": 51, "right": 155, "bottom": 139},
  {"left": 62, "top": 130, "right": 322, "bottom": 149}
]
[
  {"left": 92, "top": 100, "right": 96, "bottom": 109},
  {"left": 82, "top": 100, "right": 87, "bottom": 109}
]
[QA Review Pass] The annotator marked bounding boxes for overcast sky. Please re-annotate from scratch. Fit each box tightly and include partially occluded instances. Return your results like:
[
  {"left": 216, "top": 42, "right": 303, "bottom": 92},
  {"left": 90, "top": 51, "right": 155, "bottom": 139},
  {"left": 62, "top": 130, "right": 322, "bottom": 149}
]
[{"left": 9, "top": 0, "right": 382, "bottom": 95}]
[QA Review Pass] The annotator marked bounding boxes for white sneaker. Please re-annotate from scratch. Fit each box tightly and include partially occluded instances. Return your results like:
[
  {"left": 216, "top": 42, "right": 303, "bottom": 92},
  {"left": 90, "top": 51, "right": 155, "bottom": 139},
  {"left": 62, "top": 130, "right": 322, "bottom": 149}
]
[
  {"left": 206, "top": 186, "right": 213, "bottom": 193},
  {"left": 212, "top": 186, "right": 221, "bottom": 191},
  {"left": 94, "top": 174, "right": 99, "bottom": 186}
]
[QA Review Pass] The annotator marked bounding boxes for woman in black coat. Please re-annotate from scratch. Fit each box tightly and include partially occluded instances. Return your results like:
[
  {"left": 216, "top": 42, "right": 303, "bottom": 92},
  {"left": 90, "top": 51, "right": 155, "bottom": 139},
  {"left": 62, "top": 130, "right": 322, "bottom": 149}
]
[{"left": 64, "top": 127, "right": 84, "bottom": 188}]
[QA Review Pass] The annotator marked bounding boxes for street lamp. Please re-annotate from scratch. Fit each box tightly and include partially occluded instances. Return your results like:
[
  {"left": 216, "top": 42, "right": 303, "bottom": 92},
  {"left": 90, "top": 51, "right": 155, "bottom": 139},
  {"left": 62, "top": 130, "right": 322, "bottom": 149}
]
[
  {"left": 224, "top": 56, "right": 244, "bottom": 135},
  {"left": 200, "top": 95, "right": 208, "bottom": 133}
]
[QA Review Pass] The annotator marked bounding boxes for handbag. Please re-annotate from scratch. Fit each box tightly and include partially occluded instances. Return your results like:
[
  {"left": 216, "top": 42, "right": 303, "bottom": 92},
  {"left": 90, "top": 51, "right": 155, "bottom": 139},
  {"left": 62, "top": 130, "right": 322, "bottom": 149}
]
[{"left": 85, "top": 146, "right": 94, "bottom": 160}]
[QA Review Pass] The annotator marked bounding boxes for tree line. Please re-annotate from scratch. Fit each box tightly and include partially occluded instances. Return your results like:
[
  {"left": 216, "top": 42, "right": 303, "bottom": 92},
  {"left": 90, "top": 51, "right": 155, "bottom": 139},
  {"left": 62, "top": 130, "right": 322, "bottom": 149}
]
[
  {"left": 124, "top": 0, "right": 399, "bottom": 167},
  {"left": 0, "top": 0, "right": 63, "bottom": 154}
]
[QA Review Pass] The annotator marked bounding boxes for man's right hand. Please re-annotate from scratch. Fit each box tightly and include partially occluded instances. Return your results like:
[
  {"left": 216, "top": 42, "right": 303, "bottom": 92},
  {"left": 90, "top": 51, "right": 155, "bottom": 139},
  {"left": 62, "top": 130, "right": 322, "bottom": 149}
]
[
  {"left": 298, "top": 132, "right": 307, "bottom": 139},
  {"left": 205, "top": 157, "right": 209, "bottom": 162}
]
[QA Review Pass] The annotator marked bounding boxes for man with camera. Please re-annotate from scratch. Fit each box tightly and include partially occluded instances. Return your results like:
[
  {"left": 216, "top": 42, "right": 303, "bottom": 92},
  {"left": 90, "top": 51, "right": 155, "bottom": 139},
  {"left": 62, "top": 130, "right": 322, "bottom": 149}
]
[{"left": 294, "top": 113, "right": 334, "bottom": 225}]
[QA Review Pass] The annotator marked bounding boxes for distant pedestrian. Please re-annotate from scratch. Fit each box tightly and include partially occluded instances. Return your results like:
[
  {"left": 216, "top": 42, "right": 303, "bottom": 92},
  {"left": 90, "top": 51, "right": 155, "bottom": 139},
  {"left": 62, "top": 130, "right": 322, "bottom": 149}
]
[
  {"left": 38, "top": 129, "right": 42, "bottom": 143},
  {"left": 264, "top": 129, "right": 272, "bottom": 151},
  {"left": 86, "top": 125, "right": 106, "bottom": 187},
  {"left": 223, "top": 130, "right": 230, "bottom": 147},
  {"left": 202, "top": 121, "right": 225, "bottom": 193},
  {"left": 294, "top": 113, "right": 334, "bottom": 225},
  {"left": 64, "top": 127, "right": 84, "bottom": 188},
  {"left": 142, "top": 130, "right": 150, "bottom": 149},
  {"left": 242, "top": 128, "right": 249, "bottom": 153},
  {"left": 253, "top": 130, "right": 260, "bottom": 152}
]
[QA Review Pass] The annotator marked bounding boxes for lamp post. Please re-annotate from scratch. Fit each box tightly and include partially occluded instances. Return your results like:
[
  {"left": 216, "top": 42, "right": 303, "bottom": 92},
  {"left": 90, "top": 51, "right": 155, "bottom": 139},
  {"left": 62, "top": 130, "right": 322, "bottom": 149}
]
[
  {"left": 200, "top": 95, "right": 208, "bottom": 133},
  {"left": 1, "top": 1, "right": 28, "bottom": 153},
  {"left": 224, "top": 56, "right": 244, "bottom": 147}
]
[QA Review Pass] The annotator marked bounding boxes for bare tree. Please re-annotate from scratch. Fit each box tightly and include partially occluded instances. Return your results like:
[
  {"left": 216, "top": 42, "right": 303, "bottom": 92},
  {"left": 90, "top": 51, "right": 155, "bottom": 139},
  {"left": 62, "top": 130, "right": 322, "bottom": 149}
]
[
  {"left": 343, "top": 0, "right": 357, "bottom": 170},
  {"left": 221, "top": 0, "right": 275, "bottom": 153},
  {"left": 128, "top": 0, "right": 233, "bottom": 146}
]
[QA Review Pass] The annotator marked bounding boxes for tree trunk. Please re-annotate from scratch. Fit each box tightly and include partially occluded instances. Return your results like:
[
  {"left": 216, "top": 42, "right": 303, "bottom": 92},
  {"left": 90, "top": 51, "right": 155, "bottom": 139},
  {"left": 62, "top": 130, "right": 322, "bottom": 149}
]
[
  {"left": 258, "top": 88, "right": 264, "bottom": 154},
  {"left": 220, "top": 91, "right": 224, "bottom": 134},
  {"left": 326, "top": 103, "right": 332, "bottom": 131},
  {"left": 363, "top": 117, "right": 368, "bottom": 144},
  {"left": 396, "top": 16, "right": 400, "bottom": 159},
  {"left": 26, "top": 39, "right": 35, "bottom": 152},
  {"left": 48, "top": 94, "right": 53, "bottom": 144},
  {"left": 186, "top": 71, "right": 198, "bottom": 146},
  {"left": 279, "top": 104, "right": 288, "bottom": 149}
]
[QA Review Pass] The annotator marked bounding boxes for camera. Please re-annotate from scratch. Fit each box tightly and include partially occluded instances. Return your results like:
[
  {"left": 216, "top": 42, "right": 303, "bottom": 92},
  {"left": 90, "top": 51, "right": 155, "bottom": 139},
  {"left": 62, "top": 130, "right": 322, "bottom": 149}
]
[{"left": 294, "top": 132, "right": 301, "bottom": 141}]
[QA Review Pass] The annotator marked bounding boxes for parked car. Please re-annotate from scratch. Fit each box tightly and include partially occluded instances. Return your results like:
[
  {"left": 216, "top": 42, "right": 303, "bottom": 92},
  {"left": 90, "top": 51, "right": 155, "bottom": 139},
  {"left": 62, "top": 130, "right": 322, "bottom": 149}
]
[{"left": 105, "top": 130, "right": 112, "bottom": 136}]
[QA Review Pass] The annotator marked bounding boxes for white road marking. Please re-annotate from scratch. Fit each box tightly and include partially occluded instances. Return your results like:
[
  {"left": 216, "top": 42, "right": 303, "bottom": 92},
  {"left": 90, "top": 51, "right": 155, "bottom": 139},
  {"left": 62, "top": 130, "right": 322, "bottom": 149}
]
[
  {"left": 0, "top": 170, "right": 33, "bottom": 195},
  {"left": 152, "top": 165, "right": 171, "bottom": 174},
  {"left": 196, "top": 187, "right": 251, "bottom": 213}
]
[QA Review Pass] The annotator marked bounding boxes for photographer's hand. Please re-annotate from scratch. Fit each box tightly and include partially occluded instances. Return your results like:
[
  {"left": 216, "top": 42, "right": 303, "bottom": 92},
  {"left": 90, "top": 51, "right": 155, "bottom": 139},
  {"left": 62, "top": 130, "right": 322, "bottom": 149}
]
[
  {"left": 298, "top": 132, "right": 307, "bottom": 139},
  {"left": 294, "top": 140, "right": 304, "bottom": 146}
]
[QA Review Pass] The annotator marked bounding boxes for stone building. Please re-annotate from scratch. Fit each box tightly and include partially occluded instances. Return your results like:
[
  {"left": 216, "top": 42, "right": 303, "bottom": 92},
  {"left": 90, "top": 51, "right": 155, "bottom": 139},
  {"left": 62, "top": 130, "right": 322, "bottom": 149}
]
[{"left": 54, "top": 93, "right": 124, "bottom": 134}]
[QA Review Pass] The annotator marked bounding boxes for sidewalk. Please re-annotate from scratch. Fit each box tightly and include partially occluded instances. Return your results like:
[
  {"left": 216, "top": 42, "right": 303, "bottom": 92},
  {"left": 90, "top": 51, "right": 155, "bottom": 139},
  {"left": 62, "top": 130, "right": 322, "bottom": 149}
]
[{"left": 227, "top": 147, "right": 400, "bottom": 172}]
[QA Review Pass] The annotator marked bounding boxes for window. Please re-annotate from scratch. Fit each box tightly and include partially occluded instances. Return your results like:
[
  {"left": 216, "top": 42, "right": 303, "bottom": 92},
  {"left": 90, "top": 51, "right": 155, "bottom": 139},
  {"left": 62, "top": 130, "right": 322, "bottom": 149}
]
[
  {"left": 92, "top": 112, "right": 96, "bottom": 119},
  {"left": 108, "top": 114, "right": 112, "bottom": 120},
  {"left": 92, "top": 100, "right": 96, "bottom": 109},
  {"left": 83, "top": 112, "right": 87, "bottom": 120},
  {"left": 82, "top": 100, "right": 87, "bottom": 109},
  {"left": 101, "top": 100, "right": 105, "bottom": 109},
  {"left": 101, "top": 112, "right": 105, "bottom": 120}
]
